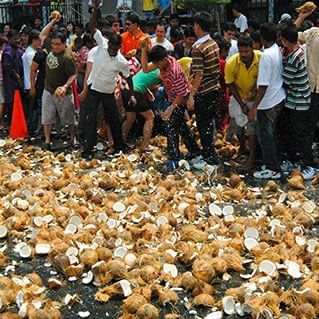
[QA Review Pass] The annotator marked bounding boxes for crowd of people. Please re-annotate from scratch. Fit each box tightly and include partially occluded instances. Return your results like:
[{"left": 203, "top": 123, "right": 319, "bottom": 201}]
[{"left": 0, "top": 1, "right": 318, "bottom": 180}]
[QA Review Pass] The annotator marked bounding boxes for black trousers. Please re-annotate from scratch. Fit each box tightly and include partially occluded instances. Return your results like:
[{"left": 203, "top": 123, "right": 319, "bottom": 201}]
[
  {"left": 279, "top": 100, "right": 318, "bottom": 167},
  {"left": 164, "top": 105, "right": 199, "bottom": 161},
  {"left": 194, "top": 90, "right": 219, "bottom": 160},
  {"left": 84, "top": 89, "right": 125, "bottom": 152},
  {"left": 257, "top": 102, "right": 283, "bottom": 171}
]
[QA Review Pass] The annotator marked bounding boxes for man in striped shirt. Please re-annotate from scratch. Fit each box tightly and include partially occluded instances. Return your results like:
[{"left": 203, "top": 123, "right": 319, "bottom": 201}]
[
  {"left": 280, "top": 24, "right": 318, "bottom": 179},
  {"left": 187, "top": 12, "right": 220, "bottom": 166},
  {"left": 141, "top": 44, "right": 199, "bottom": 169}
]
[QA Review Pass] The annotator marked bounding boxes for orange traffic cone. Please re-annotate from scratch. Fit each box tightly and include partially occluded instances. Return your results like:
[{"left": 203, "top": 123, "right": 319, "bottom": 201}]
[{"left": 10, "top": 90, "right": 28, "bottom": 139}]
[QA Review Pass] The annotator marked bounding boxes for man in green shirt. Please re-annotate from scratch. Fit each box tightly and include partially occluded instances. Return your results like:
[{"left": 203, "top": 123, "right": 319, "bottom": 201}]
[{"left": 42, "top": 32, "right": 77, "bottom": 150}]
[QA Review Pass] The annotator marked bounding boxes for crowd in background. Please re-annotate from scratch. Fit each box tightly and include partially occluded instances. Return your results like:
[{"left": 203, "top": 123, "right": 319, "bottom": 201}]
[{"left": 0, "top": 0, "right": 318, "bottom": 180}]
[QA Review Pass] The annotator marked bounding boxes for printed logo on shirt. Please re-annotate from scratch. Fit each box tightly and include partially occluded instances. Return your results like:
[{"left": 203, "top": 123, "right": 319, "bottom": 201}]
[{"left": 47, "top": 52, "right": 59, "bottom": 69}]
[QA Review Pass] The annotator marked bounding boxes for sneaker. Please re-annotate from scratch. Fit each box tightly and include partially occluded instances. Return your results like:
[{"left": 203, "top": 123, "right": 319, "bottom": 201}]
[
  {"left": 166, "top": 160, "right": 178, "bottom": 171},
  {"left": 253, "top": 168, "right": 281, "bottom": 179},
  {"left": 190, "top": 155, "right": 203, "bottom": 164},
  {"left": 301, "top": 166, "right": 319, "bottom": 180},
  {"left": 281, "top": 160, "right": 301, "bottom": 173},
  {"left": 193, "top": 159, "right": 208, "bottom": 170}
]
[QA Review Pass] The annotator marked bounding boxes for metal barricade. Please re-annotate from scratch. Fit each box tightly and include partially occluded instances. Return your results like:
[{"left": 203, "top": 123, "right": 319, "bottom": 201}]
[{"left": 0, "top": 0, "right": 83, "bottom": 27}]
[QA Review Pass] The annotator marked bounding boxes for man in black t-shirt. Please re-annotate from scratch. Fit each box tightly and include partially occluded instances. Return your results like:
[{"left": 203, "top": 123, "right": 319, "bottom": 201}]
[{"left": 41, "top": 32, "right": 77, "bottom": 149}]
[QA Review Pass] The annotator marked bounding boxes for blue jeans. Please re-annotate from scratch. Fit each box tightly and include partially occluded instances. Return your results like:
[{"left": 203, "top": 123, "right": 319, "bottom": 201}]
[{"left": 256, "top": 101, "right": 283, "bottom": 171}]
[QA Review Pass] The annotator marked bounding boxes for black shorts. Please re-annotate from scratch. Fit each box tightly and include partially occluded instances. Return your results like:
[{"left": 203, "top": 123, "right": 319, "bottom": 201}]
[{"left": 122, "top": 90, "right": 151, "bottom": 113}]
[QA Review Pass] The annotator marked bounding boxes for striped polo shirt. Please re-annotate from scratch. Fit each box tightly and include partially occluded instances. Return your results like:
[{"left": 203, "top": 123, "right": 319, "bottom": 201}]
[
  {"left": 160, "top": 55, "right": 190, "bottom": 103},
  {"left": 191, "top": 34, "right": 220, "bottom": 95},
  {"left": 282, "top": 45, "right": 311, "bottom": 111}
]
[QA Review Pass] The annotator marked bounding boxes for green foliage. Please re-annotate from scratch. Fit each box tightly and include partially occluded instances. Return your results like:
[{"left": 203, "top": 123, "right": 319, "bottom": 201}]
[{"left": 183, "top": 0, "right": 231, "bottom": 12}]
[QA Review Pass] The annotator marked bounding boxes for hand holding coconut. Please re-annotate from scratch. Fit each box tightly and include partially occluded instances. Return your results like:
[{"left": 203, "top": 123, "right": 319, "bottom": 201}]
[
  {"left": 49, "top": 10, "right": 61, "bottom": 23},
  {"left": 54, "top": 85, "right": 68, "bottom": 98},
  {"left": 296, "top": 1, "right": 317, "bottom": 20}
]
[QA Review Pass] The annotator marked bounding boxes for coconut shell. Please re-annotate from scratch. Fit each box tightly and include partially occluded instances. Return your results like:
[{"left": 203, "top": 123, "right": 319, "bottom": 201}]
[
  {"left": 158, "top": 289, "right": 178, "bottom": 305},
  {"left": 288, "top": 175, "right": 305, "bottom": 190},
  {"left": 301, "top": 290, "right": 319, "bottom": 310},
  {"left": 192, "top": 258, "right": 215, "bottom": 283},
  {"left": 210, "top": 257, "right": 228, "bottom": 274},
  {"left": 193, "top": 294, "right": 214, "bottom": 307},
  {"left": 312, "top": 173, "right": 319, "bottom": 185},
  {"left": 296, "top": 1, "right": 317, "bottom": 13},
  {"left": 229, "top": 174, "right": 242, "bottom": 188},
  {"left": 184, "top": 204, "right": 197, "bottom": 222},
  {"left": 106, "top": 259, "right": 127, "bottom": 279},
  {"left": 180, "top": 225, "right": 208, "bottom": 242},
  {"left": 264, "top": 180, "right": 279, "bottom": 193},
  {"left": 136, "top": 304, "right": 159, "bottom": 319},
  {"left": 180, "top": 272, "right": 197, "bottom": 291},
  {"left": 80, "top": 249, "right": 99, "bottom": 267},
  {"left": 140, "top": 265, "right": 159, "bottom": 283},
  {"left": 53, "top": 254, "right": 70, "bottom": 273},
  {"left": 49, "top": 10, "right": 61, "bottom": 20},
  {"left": 124, "top": 294, "right": 148, "bottom": 314},
  {"left": 0, "top": 313, "right": 20, "bottom": 319},
  {"left": 222, "top": 253, "right": 244, "bottom": 272},
  {"left": 311, "top": 256, "right": 319, "bottom": 274},
  {"left": 294, "top": 303, "right": 316, "bottom": 319},
  {"left": 0, "top": 252, "right": 8, "bottom": 267},
  {"left": 192, "top": 280, "right": 215, "bottom": 297}
]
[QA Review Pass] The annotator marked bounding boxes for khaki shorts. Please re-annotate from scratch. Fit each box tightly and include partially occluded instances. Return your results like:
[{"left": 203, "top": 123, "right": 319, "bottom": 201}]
[{"left": 41, "top": 90, "right": 75, "bottom": 126}]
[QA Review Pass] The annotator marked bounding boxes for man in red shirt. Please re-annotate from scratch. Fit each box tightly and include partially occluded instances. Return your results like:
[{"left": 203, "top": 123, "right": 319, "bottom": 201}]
[
  {"left": 141, "top": 44, "right": 199, "bottom": 170},
  {"left": 121, "top": 14, "right": 147, "bottom": 59}
]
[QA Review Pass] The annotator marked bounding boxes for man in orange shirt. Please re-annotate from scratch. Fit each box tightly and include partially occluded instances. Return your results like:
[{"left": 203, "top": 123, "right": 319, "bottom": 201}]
[{"left": 121, "top": 14, "right": 147, "bottom": 58}]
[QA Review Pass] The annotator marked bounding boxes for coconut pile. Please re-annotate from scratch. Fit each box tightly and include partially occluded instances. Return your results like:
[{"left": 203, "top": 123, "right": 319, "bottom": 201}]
[{"left": 0, "top": 138, "right": 319, "bottom": 319}]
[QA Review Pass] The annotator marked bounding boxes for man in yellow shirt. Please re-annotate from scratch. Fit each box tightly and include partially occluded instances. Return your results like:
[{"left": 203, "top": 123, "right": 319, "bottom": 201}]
[
  {"left": 225, "top": 35, "right": 262, "bottom": 171},
  {"left": 143, "top": 0, "right": 156, "bottom": 19}
]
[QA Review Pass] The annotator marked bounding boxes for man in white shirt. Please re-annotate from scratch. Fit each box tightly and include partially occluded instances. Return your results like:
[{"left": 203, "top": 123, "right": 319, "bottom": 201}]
[
  {"left": 151, "top": 25, "right": 174, "bottom": 52},
  {"left": 223, "top": 22, "right": 238, "bottom": 60},
  {"left": 82, "top": 0, "right": 134, "bottom": 159},
  {"left": 232, "top": 4, "right": 248, "bottom": 33},
  {"left": 22, "top": 29, "right": 41, "bottom": 134},
  {"left": 248, "top": 22, "right": 286, "bottom": 179}
]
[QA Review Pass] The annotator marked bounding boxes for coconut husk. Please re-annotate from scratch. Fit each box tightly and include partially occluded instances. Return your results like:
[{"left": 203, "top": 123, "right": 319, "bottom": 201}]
[
  {"left": 193, "top": 294, "right": 214, "bottom": 307},
  {"left": 124, "top": 294, "right": 148, "bottom": 314},
  {"left": 311, "top": 256, "right": 319, "bottom": 274},
  {"left": 158, "top": 289, "right": 179, "bottom": 305},
  {"left": 296, "top": 1, "right": 317, "bottom": 13},
  {"left": 80, "top": 249, "right": 99, "bottom": 267},
  {"left": 293, "top": 303, "right": 316, "bottom": 319},
  {"left": 0, "top": 252, "right": 8, "bottom": 267},
  {"left": 180, "top": 271, "right": 197, "bottom": 291},
  {"left": 301, "top": 290, "right": 319, "bottom": 312},
  {"left": 192, "top": 258, "right": 215, "bottom": 283},
  {"left": 180, "top": 225, "right": 208, "bottom": 242},
  {"left": 312, "top": 173, "right": 319, "bottom": 185},
  {"left": 222, "top": 252, "right": 244, "bottom": 272},
  {"left": 136, "top": 304, "right": 159, "bottom": 319},
  {"left": 288, "top": 175, "right": 305, "bottom": 190}
]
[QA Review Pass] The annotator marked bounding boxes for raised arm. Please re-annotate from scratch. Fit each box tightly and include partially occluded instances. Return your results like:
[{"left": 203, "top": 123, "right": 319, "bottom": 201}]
[
  {"left": 39, "top": 16, "right": 61, "bottom": 43},
  {"left": 141, "top": 38, "right": 157, "bottom": 73},
  {"left": 89, "top": 0, "right": 101, "bottom": 33}
]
